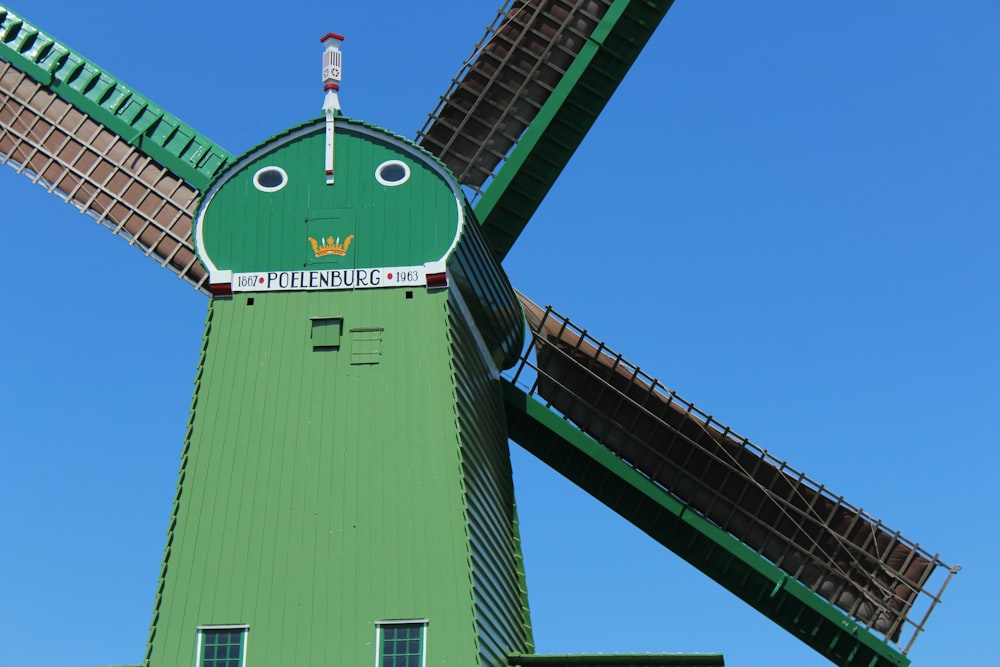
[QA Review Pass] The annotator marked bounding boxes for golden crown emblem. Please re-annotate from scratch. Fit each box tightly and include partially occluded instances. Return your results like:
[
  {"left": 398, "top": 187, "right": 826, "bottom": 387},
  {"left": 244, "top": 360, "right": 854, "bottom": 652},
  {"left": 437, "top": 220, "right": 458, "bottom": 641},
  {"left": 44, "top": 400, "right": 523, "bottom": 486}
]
[{"left": 309, "top": 234, "right": 354, "bottom": 257}]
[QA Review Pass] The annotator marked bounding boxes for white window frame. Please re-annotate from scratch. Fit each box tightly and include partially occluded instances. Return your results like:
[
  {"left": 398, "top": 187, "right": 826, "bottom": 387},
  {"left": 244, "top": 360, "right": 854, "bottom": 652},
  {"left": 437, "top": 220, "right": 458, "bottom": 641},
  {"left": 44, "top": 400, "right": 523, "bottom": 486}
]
[
  {"left": 195, "top": 624, "right": 250, "bottom": 667},
  {"left": 252, "top": 165, "right": 288, "bottom": 192},
  {"left": 374, "top": 160, "right": 411, "bottom": 186},
  {"left": 374, "top": 619, "right": 428, "bottom": 667}
]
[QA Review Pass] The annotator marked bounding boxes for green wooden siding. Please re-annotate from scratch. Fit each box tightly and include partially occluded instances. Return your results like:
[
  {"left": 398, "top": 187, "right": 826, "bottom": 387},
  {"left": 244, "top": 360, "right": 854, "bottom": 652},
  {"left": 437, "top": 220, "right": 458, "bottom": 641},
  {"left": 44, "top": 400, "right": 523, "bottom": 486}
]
[
  {"left": 149, "top": 286, "right": 527, "bottom": 667},
  {"left": 449, "top": 288, "right": 533, "bottom": 666},
  {"left": 449, "top": 205, "right": 524, "bottom": 370},
  {"left": 149, "top": 289, "right": 472, "bottom": 666},
  {"left": 198, "top": 121, "right": 462, "bottom": 275}
]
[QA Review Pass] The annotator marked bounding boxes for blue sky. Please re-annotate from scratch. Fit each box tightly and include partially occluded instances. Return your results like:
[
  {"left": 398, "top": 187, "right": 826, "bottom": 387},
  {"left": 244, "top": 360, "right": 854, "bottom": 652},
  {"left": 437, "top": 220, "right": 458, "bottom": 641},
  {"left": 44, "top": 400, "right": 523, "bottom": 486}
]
[{"left": 1, "top": 1, "right": 997, "bottom": 666}]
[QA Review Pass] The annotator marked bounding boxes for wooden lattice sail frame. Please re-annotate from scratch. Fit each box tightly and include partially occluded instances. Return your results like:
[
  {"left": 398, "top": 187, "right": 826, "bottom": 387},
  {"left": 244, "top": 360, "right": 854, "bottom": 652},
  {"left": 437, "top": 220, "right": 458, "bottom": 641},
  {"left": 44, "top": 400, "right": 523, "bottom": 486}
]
[
  {"left": 507, "top": 294, "right": 958, "bottom": 661},
  {"left": 0, "top": 7, "right": 232, "bottom": 290}
]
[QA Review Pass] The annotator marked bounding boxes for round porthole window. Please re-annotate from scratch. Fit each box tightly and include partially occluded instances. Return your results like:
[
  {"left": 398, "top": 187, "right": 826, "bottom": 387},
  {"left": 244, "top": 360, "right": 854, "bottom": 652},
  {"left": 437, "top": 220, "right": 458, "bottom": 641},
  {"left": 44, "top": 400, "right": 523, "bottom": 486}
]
[
  {"left": 253, "top": 166, "right": 288, "bottom": 192},
  {"left": 375, "top": 160, "right": 410, "bottom": 186}
]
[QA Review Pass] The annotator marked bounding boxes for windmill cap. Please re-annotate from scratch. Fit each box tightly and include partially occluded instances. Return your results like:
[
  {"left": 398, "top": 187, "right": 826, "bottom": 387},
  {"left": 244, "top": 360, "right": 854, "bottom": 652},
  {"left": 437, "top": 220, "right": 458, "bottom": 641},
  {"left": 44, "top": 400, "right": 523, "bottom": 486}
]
[{"left": 320, "top": 32, "right": 346, "bottom": 43}]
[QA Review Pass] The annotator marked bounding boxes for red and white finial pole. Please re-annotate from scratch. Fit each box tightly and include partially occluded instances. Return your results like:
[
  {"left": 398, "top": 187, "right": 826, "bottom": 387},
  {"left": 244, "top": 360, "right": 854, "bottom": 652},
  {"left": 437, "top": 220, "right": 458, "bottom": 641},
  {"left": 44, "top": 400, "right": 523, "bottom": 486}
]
[
  {"left": 321, "top": 32, "right": 344, "bottom": 184},
  {"left": 321, "top": 32, "right": 344, "bottom": 111}
]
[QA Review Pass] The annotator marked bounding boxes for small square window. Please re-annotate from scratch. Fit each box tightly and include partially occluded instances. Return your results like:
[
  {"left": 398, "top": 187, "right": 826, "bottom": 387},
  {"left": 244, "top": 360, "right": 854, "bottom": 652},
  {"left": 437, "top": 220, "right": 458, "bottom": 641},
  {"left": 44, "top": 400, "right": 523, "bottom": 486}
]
[
  {"left": 311, "top": 317, "right": 343, "bottom": 350},
  {"left": 376, "top": 621, "right": 426, "bottom": 667},
  {"left": 197, "top": 626, "right": 247, "bottom": 667}
]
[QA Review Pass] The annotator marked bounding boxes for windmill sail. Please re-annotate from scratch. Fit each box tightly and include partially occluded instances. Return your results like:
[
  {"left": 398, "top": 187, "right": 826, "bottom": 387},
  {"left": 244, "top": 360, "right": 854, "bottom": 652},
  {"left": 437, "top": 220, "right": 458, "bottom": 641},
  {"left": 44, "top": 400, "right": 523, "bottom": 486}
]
[
  {"left": 0, "top": 7, "right": 232, "bottom": 289},
  {"left": 417, "top": 0, "right": 676, "bottom": 259},
  {"left": 2, "top": 4, "right": 959, "bottom": 667},
  {"left": 505, "top": 294, "right": 955, "bottom": 667}
]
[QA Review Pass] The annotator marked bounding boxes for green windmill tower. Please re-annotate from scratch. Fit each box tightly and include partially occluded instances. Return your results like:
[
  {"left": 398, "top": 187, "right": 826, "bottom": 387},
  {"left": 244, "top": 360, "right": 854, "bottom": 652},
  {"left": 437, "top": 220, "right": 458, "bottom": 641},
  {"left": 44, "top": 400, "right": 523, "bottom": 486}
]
[
  {"left": 150, "top": 34, "right": 531, "bottom": 667},
  {"left": 0, "top": 3, "right": 958, "bottom": 667}
]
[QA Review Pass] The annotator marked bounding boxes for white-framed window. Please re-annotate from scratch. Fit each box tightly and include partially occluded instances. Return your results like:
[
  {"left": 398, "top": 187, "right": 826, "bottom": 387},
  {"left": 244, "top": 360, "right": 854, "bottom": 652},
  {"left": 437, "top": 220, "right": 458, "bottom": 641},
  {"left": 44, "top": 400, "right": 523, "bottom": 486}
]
[
  {"left": 375, "top": 620, "right": 428, "bottom": 667},
  {"left": 375, "top": 160, "right": 411, "bottom": 186},
  {"left": 196, "top": 625, "right": 249, "bottom": 667},
  {"left": 253, "top": 165, "right": 288, "bottom": 192}
]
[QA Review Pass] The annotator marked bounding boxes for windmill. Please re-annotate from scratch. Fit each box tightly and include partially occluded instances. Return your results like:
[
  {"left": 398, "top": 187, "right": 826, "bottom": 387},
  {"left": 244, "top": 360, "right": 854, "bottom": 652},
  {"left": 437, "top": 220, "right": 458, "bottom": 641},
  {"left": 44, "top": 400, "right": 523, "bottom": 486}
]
[{"left": 0, "top": 2, "right": 967, "bottom": 667}]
